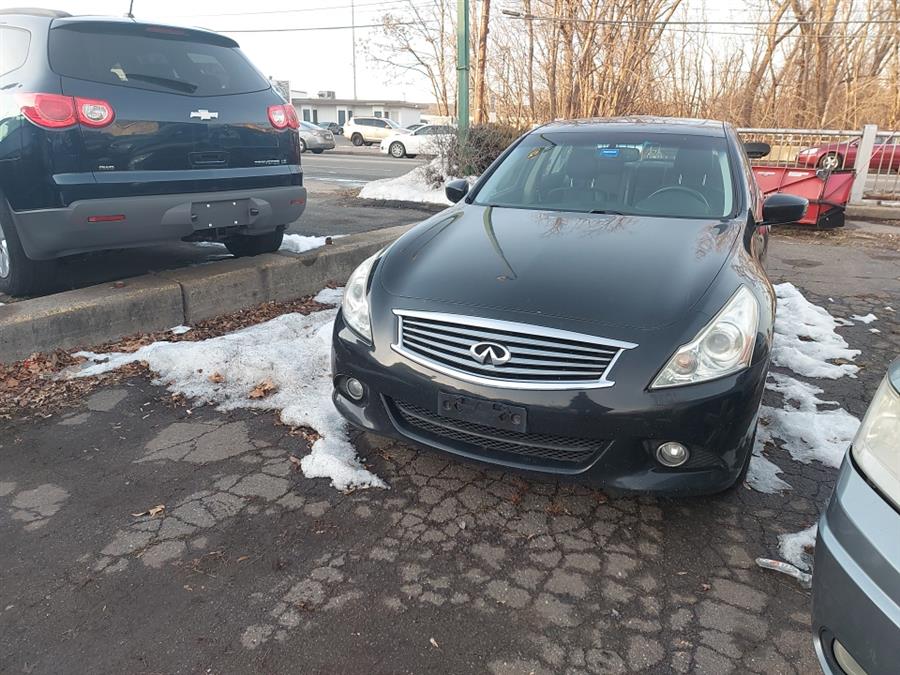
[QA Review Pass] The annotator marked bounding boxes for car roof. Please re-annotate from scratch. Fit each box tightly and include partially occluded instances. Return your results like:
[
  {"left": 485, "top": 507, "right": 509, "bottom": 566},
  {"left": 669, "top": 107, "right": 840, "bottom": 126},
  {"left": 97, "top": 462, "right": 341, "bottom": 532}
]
[{"left": 536, "top": 116, "right": 727, "bottom": 137}]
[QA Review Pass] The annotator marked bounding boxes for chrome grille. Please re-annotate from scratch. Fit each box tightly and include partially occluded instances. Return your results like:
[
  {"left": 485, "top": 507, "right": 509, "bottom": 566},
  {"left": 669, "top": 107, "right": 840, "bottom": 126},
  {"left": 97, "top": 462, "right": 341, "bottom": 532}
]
[
  {"left": 390, "top": 398, "right": 607, "bottom": 464},
  {"left": 391, "top": 310, "right": 637, "bottom": 390}
]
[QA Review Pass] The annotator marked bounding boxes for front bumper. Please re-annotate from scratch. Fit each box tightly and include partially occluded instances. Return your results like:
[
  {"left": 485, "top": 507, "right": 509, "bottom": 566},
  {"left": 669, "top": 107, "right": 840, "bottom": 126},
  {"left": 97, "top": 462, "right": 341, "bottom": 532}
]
[
  {"left": 331, "top": 312, "right": 766, "bottom": 496},
  {"left": 812, "top": 455, "right": 900, "bottom": 675},
  {"left": 11, "top": 185, "right": 307, "bottom": 260}
]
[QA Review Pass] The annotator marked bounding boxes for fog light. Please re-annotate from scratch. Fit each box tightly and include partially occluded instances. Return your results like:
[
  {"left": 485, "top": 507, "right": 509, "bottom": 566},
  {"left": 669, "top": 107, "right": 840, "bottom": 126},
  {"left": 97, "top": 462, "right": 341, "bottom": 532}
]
[
  {"left": 833, "top": 640, "right": 867, "bottom": 675},
  {"left": 344, "top": 377, "right": 365, "bottom": 401},
  {"left": 656, "top": 441, "right": 689, "bottom": 467}
]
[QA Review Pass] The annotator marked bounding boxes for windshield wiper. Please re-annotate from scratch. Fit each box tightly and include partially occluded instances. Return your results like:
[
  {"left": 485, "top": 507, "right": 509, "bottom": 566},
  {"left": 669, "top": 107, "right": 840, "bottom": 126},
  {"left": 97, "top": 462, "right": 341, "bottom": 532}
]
[
  {"left": 124, "top": 73, "right": 198, "bottom": 93},
  {"left": 589, "top": 209, "right": 624, "bottom": 215}
]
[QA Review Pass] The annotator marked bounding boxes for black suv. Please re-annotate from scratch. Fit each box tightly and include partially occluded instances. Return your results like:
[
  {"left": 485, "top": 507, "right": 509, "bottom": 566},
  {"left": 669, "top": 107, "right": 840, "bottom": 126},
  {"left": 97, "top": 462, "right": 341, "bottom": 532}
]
[{"left": 0, "top": 9, "right": 306, "bottom": 296}]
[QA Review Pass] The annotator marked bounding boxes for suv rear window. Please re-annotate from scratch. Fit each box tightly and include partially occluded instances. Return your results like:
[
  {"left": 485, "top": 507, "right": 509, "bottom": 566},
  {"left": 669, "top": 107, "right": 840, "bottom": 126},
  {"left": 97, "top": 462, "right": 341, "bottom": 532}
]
[{"left": 48, "top": 23, "right": 269, "bottom": 96}]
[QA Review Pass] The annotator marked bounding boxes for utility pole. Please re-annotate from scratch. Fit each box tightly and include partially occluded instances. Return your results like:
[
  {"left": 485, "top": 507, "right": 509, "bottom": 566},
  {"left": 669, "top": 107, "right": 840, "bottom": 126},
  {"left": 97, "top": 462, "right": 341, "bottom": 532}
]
[
  {"left": 351, "top": 0, "right": 358, "bottom": 100},
  {"left": 456, "top": 0, "right": 470, "bottom": 139}
]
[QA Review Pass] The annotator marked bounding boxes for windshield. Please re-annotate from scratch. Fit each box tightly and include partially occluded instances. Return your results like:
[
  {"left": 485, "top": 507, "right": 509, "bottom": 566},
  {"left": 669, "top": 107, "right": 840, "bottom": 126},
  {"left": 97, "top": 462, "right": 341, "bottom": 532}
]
[
  {"left": 474, "top": 131, "right": 736, "bottom": 218},
  {"left": 384, "top": 119, "right": 400, "bottom": 128}
]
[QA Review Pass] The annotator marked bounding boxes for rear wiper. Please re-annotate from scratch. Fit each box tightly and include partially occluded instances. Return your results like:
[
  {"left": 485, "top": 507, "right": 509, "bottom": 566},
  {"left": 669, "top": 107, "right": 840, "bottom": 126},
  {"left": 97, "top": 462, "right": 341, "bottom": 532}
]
[
  {"left": 124, "top": 73, "right": 198, "bottom": 93},
  {"left": 589, "top": 209, "right": 624, "bottom": 215}
]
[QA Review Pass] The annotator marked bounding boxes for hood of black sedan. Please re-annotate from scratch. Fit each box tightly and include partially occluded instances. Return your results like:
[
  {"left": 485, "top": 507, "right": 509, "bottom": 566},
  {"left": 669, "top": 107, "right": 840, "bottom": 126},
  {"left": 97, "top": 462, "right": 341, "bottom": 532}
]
[{"left": 379, "top": 206, "right": 741, "bottom": 330}]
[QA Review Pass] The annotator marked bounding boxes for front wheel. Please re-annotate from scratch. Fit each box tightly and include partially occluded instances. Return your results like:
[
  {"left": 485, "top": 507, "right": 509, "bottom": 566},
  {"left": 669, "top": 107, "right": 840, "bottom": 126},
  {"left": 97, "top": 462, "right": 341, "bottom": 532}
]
[
  {"left": 224, "top": 230, "right": 284, "bottom": 257},
  {"left": 389, "top": 141, "right": 406, "bottom": 159},
  {"left": 818, "top": 152, "right": 842, "bottom": 170},
  {"left": 351, "top": 133, "right": 364, "bottom": 147},
  {"left": 0, "top": 200, "right": 47, "bottom": 297}
]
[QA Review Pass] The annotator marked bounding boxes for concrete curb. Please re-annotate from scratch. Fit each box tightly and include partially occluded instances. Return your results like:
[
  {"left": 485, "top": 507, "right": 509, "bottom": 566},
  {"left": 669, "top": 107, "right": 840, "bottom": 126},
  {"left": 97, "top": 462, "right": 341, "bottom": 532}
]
[
  {"left": 846, "top": 203, "right": 900, "bottom": 222},
  {"left": 0, "top": 224, "right": 411, "bottom": 363}
]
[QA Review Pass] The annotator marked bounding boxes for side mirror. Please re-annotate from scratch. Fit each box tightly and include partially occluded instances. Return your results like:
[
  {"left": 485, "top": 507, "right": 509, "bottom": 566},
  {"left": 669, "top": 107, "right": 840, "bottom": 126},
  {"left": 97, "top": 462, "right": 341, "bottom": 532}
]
[
  {"left": 762, "top": 193, "right": 808, "bottom": 225},
  {"left": 445, "top": 178, "right": 469, "bottom": 204},
  {"left": 743, "top": 142, "right": 771, "bottom": 159}
]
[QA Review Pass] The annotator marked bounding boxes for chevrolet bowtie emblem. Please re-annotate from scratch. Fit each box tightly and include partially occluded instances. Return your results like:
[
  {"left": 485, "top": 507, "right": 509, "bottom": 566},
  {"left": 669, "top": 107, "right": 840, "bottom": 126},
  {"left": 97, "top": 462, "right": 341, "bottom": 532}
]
[{"left": 190, "top": 109, "right": 219, "bottom": 121}]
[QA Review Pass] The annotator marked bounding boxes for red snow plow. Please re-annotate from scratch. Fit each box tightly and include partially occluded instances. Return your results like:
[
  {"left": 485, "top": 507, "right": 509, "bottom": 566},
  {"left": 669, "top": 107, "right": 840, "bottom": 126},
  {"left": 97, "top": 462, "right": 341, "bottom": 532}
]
[
  {"left": 743, "top": 141, "right": 854, "bottom": 228},
  {"left": 752, "top": 166, "right": 853, "bottom": 228}
]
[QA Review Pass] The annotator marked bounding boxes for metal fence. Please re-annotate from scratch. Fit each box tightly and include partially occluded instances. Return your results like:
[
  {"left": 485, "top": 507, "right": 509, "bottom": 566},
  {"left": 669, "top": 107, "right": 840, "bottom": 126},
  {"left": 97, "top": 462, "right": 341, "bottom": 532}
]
[{"left": 737, "top": 125, "right": 900, "bottom": 203}]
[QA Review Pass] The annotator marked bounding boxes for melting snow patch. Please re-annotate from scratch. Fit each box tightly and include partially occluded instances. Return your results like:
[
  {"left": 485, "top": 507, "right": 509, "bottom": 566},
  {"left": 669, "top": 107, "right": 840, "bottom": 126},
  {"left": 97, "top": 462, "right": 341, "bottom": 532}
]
[
  {"left": 170, "top": 325, "right": 192, "bottom": 335},
  {"left": 778, "top": 524, "right": 818, "bottom": 572},
  {"left": 885, "top": 306, "right": 895, "bottom": 312},
  {"left": 279, "top": 234, "right": 330, "bottom": 254},
  {"left": 833, "top": 317, "right": 854, "bottom": 327},
  {"left": 359, "top": 158, "right": 473, "bottom": 205},
  {"left": 771, "top": 283, "right": 860, "bottom": 379},
  {"left": 747, "top": 434, "right": 792, "bottom": 493},
  {"left": 849, "top": 313, "right": 877, "bottom": 324},
  {"left": 758, "top": 374, "right": 858, "bottom": 469},
  {"left": 870, "top": 328, "right": 881, "bottom": 334},
  {"left": 313, "top": 287, "right": 344, "bottom": 305},
  {"left": 72, "top": 296, "right": 386, "bottom": 492}
]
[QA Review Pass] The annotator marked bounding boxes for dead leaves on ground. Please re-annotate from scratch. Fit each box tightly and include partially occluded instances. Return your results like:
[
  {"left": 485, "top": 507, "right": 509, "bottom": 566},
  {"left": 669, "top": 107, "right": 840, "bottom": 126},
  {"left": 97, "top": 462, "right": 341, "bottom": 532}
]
[
  {"left": 131, "top": 504, "right": 165, "bottom": 518},
  {"left": 248, "top": 378, "right": 277, "bottom": 400}
]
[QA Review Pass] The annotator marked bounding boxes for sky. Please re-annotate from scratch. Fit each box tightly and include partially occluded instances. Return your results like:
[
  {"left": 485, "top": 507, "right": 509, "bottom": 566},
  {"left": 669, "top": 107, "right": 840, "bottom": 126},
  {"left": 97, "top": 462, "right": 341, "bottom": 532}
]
[
  {"left": 3, "top": 0, "right": 762, "bottom": 104},
  {"left": 1, "top": 0, "right": 433, "bottom": 102}
]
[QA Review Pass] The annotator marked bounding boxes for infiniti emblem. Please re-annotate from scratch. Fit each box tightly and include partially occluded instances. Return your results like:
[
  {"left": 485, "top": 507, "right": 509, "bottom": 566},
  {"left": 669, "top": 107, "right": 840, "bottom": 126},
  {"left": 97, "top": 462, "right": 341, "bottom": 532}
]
[
  {"left": 469, "top": 341, "right": 512, "bottom": 366},
  {"left": 190, "top": 109, "right": 219, "bottom": 121}
]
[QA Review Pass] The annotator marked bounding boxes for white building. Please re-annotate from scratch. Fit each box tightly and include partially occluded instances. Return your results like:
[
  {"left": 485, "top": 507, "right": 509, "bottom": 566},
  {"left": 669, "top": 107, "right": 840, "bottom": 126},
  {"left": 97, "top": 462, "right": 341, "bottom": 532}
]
[{"left": 290, "top": 93, "right": 429, "bottom": 128}]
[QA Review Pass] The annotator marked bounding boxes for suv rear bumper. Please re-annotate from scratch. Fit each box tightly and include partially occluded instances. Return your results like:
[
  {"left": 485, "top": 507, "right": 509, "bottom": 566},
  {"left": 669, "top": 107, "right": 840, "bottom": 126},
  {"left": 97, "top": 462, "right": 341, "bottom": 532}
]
[{"left": 11, "top": 185, "right": 307, "bottom": 260}]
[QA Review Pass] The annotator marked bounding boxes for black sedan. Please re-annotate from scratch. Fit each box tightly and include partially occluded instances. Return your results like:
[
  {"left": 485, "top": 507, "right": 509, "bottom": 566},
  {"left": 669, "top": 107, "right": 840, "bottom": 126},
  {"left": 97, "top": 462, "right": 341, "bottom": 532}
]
[{"left": 331, "top": 117, "right": 807, "bottom": 495}]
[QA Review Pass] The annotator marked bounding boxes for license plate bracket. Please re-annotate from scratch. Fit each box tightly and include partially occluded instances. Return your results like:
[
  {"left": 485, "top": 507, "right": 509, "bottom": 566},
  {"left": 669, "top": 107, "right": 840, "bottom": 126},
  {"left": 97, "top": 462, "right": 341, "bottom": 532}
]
[
  {"left": 191, "top": 199, "right": 250, "bottom": 230},
  {"left": 437, "top": 392, "right": 527, "bottom": 433}
]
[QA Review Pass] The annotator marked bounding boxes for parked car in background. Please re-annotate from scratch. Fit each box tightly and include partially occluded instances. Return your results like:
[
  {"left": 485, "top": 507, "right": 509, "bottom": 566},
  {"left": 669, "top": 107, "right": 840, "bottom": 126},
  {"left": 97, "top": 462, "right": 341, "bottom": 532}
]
[
  {"left": 812, "top": 357, "right": 900, "bottom": 675},
  {"left": 343, "top": 116, "right": 400, "bottom": 146},
  {"left": 380, "top": 124, "right": 456, "bottom": 159},
  {"left": 796, "top": 135, "right": 900, "bottom": 170},
  {"left": 0, "top": 9, "right": 305, "bottom": 297},
  {"left": 297, "top": 120, "right": 334, "bottom": 153},
  {"left": 332, "top": 117, "right": 808, "bottom": 495},
  {"left": 405, "top": 123, "right": 426, "bottom": 133},
  {"left": 321, "top": 121, "right": 342, "bottom": 136}
]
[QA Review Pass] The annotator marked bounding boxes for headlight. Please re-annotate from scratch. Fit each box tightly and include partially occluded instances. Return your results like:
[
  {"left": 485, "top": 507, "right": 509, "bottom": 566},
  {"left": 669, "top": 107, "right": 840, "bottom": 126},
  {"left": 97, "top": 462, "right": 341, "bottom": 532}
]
[
  {"left": 852, "top": 370, "right": 900, "bottom": 510},
  {"left": 651, "top": 285, "right": 759, "bottom": 388},
  {"left": 341, "top": 253, "right": 378, "bottom": 341}
]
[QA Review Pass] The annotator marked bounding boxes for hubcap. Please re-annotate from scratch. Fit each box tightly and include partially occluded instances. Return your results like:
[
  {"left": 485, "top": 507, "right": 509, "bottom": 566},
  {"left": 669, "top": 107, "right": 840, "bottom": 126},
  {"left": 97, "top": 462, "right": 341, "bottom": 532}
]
[
  {"left": 391, "top": 144, "right": 403, "bottom": 157},
  {"left": 822, "top": 155, "right": 839, "bottom": 169},
  {"left": 0, "top": 223, "right": 9, "bottom": 279}
]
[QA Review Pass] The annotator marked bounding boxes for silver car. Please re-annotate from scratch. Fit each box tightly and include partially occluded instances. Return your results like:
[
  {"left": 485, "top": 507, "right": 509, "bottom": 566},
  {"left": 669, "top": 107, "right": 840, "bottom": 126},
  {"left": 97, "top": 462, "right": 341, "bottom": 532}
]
[
  {"left": 812, "top": 357, "right": 900, "bottom": 674},
  {"left": 297, "top": 121, "right": 335, "bottom": 154}
]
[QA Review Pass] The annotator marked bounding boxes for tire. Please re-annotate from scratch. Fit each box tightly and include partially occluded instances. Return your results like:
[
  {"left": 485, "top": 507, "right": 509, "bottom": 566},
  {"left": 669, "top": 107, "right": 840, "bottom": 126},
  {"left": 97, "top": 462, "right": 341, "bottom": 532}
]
[
  {"left": 818, "top": 152, "right": 842, "bottom": 170},
  {"left": 224, "top": 230, "right": 284, "bottom": 257},
  {"left": 0, "top": 197, "right": 47, "bottom": 297},
  {"left": 389, "top": 141, "right": 407, "bottom": 159},
  {"left": 351, "top": 133, "right": 364, "bottom": 147},
  {"left": 298, "top": 138, "right": 307, "bottom": 153},
  {"left": 311, "top": 149, "right": 324, "bottom": 154}
]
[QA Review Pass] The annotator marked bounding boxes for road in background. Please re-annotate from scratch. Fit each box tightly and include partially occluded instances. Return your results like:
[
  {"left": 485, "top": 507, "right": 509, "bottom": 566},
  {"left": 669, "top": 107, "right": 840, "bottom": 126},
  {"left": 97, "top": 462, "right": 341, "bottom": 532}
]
[{"left": 302, "top": 152, "right": 425, "bottom": 187}]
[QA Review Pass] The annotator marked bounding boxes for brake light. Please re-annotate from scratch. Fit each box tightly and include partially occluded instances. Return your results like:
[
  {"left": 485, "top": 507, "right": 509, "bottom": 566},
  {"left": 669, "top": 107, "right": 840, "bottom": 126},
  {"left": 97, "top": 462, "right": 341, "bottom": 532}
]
[
  {"left": 268, "top": 104, "right": 299, "bottom": 130},
  {"left": 18, "top": 93, "right": 77, "bottom": 128},
  {"left": 18, "top": 93, "right": 115, "bottom": 129}
]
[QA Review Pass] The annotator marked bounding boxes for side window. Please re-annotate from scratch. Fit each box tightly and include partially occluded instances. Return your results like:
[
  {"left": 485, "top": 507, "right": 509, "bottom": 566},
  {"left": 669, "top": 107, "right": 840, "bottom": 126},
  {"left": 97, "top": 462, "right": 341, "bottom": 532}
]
[
  {"left": 0, "top": 27, "right": 31, "bottom": 76},
  {"left": 357, "top": 119, "right": 370, "bottom": 127},
  {"left": 415, "top": 126, "right": 432, "bottom": 136}
]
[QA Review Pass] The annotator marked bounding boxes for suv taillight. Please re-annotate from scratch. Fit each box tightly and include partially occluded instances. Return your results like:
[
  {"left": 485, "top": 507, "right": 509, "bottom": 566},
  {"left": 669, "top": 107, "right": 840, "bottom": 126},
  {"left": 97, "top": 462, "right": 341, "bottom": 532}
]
[
  {"left": 268, "top": 104, "right": 299, "bottom": 130},
  {"left": 18, "top": 93, "right": 115, "bottom": 129}
]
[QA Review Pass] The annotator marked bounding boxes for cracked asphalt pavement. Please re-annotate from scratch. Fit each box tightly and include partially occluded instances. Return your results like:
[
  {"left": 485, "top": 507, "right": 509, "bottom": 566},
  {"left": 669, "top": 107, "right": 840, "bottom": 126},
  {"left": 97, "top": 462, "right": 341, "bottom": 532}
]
[{"left": 1, "top": 224, "right": 897, "bottom": 674}]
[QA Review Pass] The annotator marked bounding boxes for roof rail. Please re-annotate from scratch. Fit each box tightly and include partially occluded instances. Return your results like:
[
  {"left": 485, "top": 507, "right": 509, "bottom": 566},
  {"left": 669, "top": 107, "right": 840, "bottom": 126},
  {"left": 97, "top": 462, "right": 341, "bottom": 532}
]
[{"left": 0, "top": 8, "right": 72, "bottom": 18}]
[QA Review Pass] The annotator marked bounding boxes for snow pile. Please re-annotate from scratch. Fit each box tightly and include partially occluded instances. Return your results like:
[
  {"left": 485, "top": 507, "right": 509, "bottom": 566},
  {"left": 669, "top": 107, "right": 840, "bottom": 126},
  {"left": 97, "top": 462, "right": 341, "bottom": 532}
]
[
  {"left": 850, "top": 313, "right": 877, "bottom": 324},
  {"left": 191, "top": 234, "right": 332, "bottom": 255},
  {"left": 758, "top": 373, "right": 859, "bottom": 469},
  {"left": 279, "top": 234, "right": 330, "bottom": 254},
  {"left": 771, "top": 283, "right": 860, "bottom": 379},
  {"left": 72, "top": 294, "right": 385, "bottom": 492},
  {"left": 359, "top": 158, "right": 471, "bottom": 205},
  {"left": 778, "top": 524, "right": 818, "bottom": 571}
]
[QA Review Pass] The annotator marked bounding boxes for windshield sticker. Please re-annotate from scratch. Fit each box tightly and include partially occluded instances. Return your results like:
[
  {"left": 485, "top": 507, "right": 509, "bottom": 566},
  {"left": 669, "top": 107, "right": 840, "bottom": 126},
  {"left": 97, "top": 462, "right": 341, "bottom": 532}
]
[{"left": 598, "top": 147, "right": 620, "bottom": 157}]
